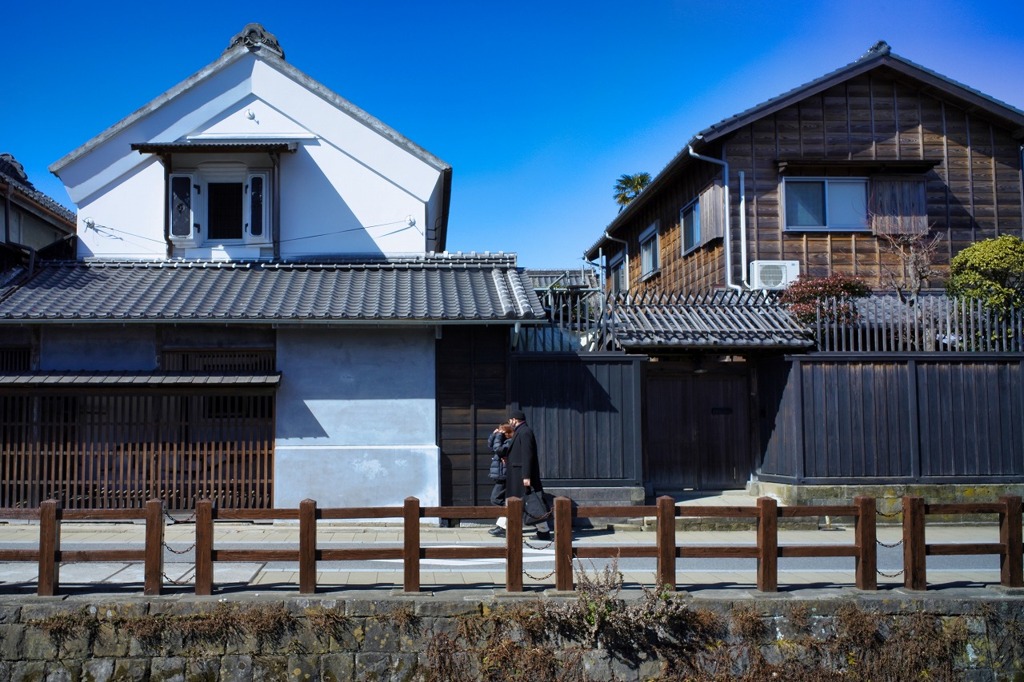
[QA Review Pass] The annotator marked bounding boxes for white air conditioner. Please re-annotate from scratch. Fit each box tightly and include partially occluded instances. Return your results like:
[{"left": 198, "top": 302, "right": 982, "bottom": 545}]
[{"left": 750, "top": 260, "right": 800, "bottom": 290}]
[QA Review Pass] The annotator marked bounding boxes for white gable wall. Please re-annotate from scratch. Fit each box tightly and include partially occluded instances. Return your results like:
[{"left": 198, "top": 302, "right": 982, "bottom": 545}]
[
  {"left": 59, "top": 56, "right": 256, "bottom": 208},
  {"left": 58, "top": 52, "right": 447, "bottom": 260},
  {"left": 76, "top": 160, "right": 166, "bottom": 258}
]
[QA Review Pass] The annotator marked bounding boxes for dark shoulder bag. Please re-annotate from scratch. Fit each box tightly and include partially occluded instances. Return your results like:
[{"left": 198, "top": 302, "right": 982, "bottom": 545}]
[{"left": 522, "top": 487, "right": 550, "bottom": 525}]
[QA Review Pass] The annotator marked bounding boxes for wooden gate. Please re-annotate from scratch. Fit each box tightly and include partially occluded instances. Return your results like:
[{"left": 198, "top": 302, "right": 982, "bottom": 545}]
[
  {"left": 0, "top": 391, "right": 275, "bottom": 510},
  {"left": 644, "top": 362, "right": 752, "bottom": 492}
]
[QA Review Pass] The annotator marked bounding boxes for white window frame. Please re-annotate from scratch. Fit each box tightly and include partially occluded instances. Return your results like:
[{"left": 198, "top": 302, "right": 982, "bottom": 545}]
[
  {"left": 608, "top": 252, "right": 628, "bottom": 295},
  {"left": 783, "top": 177, "right": 869, "bottom": 231},
  {"left": 681, "top": 199, "right": 701, "bottom": 253},
  {"left": 168, "top": 164, "right": 271, "bottom": 247},
  {"left": 638, "top": 221, "right": 660, "bottom": 279}
]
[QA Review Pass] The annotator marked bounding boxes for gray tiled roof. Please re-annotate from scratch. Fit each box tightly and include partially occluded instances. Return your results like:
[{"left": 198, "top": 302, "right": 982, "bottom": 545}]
[
  {"left": 526, "top": 268, "right": 600, "bottom": 291},
  {"left": 611, "top": 290, "right": 813, "bottom": 350},
  {"left": 0, "top": 255, "right": 546, "bottom": 324}
]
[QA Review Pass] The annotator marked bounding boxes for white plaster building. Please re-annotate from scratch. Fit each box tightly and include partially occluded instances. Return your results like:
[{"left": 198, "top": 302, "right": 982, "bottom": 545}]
[{"left": 0, "top": 25, "right": 544, "bottom": 512}]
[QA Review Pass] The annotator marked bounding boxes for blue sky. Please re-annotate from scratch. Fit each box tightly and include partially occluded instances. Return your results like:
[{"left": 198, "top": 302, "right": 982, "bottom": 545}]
[{"left": 5, "top": 1, "right": 1023, "bottom": 268}]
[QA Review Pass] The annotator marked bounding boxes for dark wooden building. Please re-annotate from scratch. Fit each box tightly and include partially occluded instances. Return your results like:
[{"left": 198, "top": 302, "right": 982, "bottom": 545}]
[
  {"left": 585, "top": 41, "right": 1024, "bottom": 296},
  {"left": 583, "top": 42, "right": 1024, "bottom": 500}
]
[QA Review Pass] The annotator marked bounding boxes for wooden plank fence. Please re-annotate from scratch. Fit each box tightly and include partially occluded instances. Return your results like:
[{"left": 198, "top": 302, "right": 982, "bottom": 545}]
[{"left": 0, "top": 496, "right": 1020, "bottom": 597}]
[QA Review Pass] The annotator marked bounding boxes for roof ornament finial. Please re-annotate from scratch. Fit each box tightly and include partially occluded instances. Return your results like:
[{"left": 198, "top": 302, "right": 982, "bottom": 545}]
[
  {"left": 864, "top": 40, "right": 891, "bottom": 58},
  {"left": 226, "top": 23, "right": 285, "bottom": 60},
  {"left": 0, "top": 153, "right": 32, "bottom": 187}
]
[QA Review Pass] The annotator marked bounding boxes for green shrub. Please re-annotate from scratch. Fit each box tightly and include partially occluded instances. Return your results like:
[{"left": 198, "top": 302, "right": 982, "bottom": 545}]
[{"left": 947, "top": 234, "right": 1024, "bottom": 311}]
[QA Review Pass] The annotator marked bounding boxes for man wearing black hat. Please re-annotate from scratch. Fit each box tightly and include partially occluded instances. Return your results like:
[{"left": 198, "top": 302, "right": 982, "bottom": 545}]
[{"left": 493, "top": 408, "right": 550, "bottom": 540}]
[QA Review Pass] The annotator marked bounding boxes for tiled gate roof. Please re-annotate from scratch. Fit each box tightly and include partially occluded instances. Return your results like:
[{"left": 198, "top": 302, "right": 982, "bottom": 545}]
[{"left": 611, "top": 290, "right": 812, "bottom": 349}]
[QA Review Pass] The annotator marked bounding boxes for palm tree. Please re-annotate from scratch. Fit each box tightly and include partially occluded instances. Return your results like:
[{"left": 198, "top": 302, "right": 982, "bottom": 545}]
[{"left": 613, "top": 173, "right": 651, "bottom": 211}]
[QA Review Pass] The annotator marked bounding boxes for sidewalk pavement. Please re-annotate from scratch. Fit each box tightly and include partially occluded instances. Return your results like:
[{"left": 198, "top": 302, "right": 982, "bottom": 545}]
[{"left": 0, "top": 512, "right": 1010, "bottom": 600}]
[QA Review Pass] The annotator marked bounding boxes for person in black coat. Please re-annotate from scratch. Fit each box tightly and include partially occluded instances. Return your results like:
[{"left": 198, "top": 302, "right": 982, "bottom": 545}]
[{"left": 503, "top": 408, "right": 550, "bottom": 539}]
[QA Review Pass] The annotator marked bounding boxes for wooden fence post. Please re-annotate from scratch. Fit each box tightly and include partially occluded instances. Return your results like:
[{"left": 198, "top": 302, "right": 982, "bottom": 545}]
[
  {"left": 854, "top": 496, "right": 877, "bottom": 591},
  {"left": 656, "top": 496, "right": 676, "bottom": 591},
  {"left": 195, "top": 499, "right": 214, "bottom": 596},
  {"left": 902, "top": 496, "right": 926, "bottom": 591},
  {"left": 999, "top": 495, "right": 1023, "bottom": 588},
  {"left": 403, "top": 497, "right": 420, "bottom": 593},
  {"left": 554, "top": 496, "right": 573, "bottom": 592},
  {"left": 756, "top": 497, "right": 778, "bottom": 592},
  {"left": 506, "top": 497, "right": 523, "bottom": 592},
  {"left": 144, "top": 499, "right": 164, "bottom": 596},
  {"left": 299, "top": 499, "right": 317, "bottom": 594},
  {"left": 37, "top": 500, "right": 59, "bottom": 597}
]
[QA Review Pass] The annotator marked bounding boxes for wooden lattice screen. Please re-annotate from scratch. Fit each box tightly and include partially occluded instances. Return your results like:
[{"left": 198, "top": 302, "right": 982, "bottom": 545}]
[{"left": 0, "top": 392, "right": 274, "bottom": 510}]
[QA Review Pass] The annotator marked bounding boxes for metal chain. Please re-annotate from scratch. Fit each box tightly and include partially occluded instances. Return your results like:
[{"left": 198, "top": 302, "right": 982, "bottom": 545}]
[
  {"left": 162, "top": 571, "right": 193, "bottom": 586},
  {"left": 877, "top": 538, "right": 904, "bottom": 549},
  {"left": 521, "top": 532, "right": 555, "bottom": 580},
  {"left": 164, "top": 509, "right": 197, "bottom": 524},
  {"left": 522, "top": 566, "right": 557, "bottom": 581},
  {"left": 876, "top": 502, "right": 903, "bottom": 519},
  {"left": 877, "top": 567, "right": 905, "bottom": 578},
  {"left": 164, "top": 542, "right": 196, "bottom": 555},
  {"left": 522, "top": 536, "right": 554, "bottom": 551}
]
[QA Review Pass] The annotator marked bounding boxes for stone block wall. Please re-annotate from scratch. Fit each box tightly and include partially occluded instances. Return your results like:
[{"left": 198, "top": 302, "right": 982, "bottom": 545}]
[{"left": 0, "top": 593, "right": 1021, "bottom": 681}]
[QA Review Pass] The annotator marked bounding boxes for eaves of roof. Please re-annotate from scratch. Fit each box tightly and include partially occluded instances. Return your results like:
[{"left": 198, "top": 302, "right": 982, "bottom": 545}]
[
  {"left": 0, "top": 174, "right": 76, "bottom": 231},
  {"left": 0, "top": 256, "right": 547, "bottom": 325},
  {"left": 585, "top": 43, "right": 1024, "bottom": 260}
]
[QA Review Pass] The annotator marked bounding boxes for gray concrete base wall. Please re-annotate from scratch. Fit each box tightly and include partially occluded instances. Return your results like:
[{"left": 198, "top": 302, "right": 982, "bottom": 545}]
[{"left": 751, "top": 481, "right": 1024, "bottom": 520}]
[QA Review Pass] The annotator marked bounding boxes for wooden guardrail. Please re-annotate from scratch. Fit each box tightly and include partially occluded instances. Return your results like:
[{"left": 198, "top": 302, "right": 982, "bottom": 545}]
[
  {"left": 0, "top": 499, "right": 164, "bottom": 596},
  {"left": 902, "top": 495, "right": 1023, "bottom": 591},
  {"left": 549, "top": 496, "right": 880, "bottom": 592},
  {"left": 193, "top": 497, "right": 526, "bottom": 595},
  {"left": 0, "top": 495, "right": 1020, "bottom": 596}
]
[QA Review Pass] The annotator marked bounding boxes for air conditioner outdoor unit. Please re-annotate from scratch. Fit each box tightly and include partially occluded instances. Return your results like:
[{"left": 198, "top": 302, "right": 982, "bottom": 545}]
[{"left": 750, "top": 260, "right": 800, "bottom": 290}]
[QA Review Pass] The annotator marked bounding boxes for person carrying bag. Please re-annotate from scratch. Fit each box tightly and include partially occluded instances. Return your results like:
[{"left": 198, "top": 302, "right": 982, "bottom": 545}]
[{"left": 502, "top": 409, "right": 551, "bottom": 540}]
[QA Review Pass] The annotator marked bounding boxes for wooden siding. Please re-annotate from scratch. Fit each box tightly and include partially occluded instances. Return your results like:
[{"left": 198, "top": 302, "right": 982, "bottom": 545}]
[
  {"left": 510, "top": 353, "right": 644, "bottom": 485},
  {"left": 435, "top": 326, "right": 509, "bottom": 507},
  {"left": 759, "top": 356, "right": 1024, "bottom": 483},
  {"left": 603, "top": 70, "right": 1024, "bottom": 296},
  {"left": 0, "top": 391, "right": 275, "bottom": 509}
]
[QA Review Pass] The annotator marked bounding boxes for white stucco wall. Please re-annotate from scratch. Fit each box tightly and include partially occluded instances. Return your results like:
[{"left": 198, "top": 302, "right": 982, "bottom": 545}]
[
  {"left": 76, "top": 160, "right": 167, "bottom": 258},
  {"left": 273, "top": 327, "right": 439, "bottom": 508},
  {"left": 57, "top": 53, "right": 444, "bottom": 260}
]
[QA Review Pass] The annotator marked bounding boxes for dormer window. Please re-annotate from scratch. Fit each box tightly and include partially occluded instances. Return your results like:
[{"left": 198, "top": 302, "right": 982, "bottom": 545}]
[
  {"left": 131, "top": 140, "right": 295, "bottom": 253},
  {"left": 169, "top": 164, "right": 270, "bottom": 246}
]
